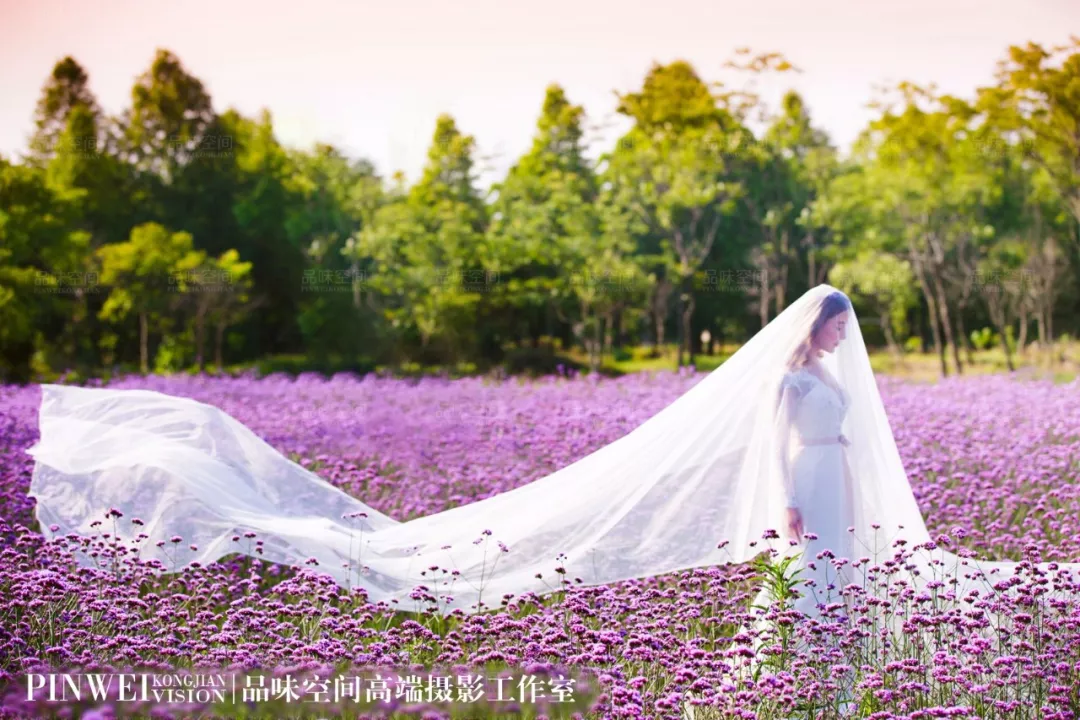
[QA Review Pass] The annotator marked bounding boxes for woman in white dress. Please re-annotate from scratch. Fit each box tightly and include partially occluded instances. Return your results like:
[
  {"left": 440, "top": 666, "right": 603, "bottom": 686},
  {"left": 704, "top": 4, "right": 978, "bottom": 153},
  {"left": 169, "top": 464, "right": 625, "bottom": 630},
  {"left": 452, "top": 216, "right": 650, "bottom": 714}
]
[{"left": 775, "top": 292, "right": 857, "bottom": 618}]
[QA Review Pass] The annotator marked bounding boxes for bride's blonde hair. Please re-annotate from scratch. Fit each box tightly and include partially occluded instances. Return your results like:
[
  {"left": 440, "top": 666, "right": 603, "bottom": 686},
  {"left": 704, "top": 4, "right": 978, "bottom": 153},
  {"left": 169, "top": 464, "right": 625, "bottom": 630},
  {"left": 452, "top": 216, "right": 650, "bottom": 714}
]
[{"left": 785, "top": 290, "right": 852, "bottom": 371}]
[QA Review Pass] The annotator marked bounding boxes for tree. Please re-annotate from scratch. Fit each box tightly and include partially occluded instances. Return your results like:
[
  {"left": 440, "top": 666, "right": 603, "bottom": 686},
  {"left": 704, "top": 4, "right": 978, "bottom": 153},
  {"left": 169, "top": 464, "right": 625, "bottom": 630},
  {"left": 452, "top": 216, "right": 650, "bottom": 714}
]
[
  {"left": 977, "top": 239, "right": 1030, "bottom": 371},
  {"left": 288, "top": 143, "right": 385, "bottom": 360},
  {"left": 842, "top": 85, "right": 999, "bottom": 377},
  {"left": 0, "top": 157, "right": 90, "bottom": 381},
  {"left": 830, "top": 252, "right": 917, "bottom": 364},
  {"left": 988, "top": 140, "right": 1071, "bottom": 365},
  {"left": 605, "top": 61, "right": 747, "bottom": 368},
  {"left": 355, "top": 115, "right": 490, "bottom": 362},
  {"left": 96, "top": 222, "right": 205, "bottom": 373},
  {"left": 718, "top": 51, "right": 834, "bottom": 321},
  {"left": 761, "top": 91, "right": 838, "bottom": 314},
  {"left": 486, "top": 84, "right": 610, "bottom": 360},
  {"left": 977, "top": 38, "right": 1080, "bottom": 326},
  {"left": 180, "top": 249, "right": 255, "bottom": 371},
  {"left": 224, "top": 108, "right": 309, "bottom": 356},
  {"left": 27, "top": 56, "right": 102, "bottom": 167},
  {"left": 978, "top": 38, "right": 1080, "bottom": 223},
  {"left": 121, "top": 49, "right": 215, "bottom": 184},
  {"left": 46, "top": 104, "right": 129, "bottom": 244}
]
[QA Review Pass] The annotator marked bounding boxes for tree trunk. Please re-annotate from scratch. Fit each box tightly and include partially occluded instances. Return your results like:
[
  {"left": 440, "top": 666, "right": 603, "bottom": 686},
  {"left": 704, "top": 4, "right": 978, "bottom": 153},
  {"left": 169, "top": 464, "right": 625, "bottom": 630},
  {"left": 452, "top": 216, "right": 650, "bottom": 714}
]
[
  {"left": 955, "top": 307, "right": 974, "bottom": 367},
  {"left": 1017, "top": 312, "right": 1029, "bottom": 358},
  {"left": 759, "top": 267, "right": 770, "bottom": 330},
  {"left": 985, "top": 293, "right": 1015, "bottom": 372},
  {"left": 650, "top": 280, "right": 672, "bottom": 359},
  {"left": 918, "top": 305, "right": 927, "bottom": 353},
  {"left": 139, "top": 311, "right": 149, "bottom": 375},
  {"left": 1003, "top": 320, "right": 1016, "bottom": 372},
  {"left": 909, "top": 244, "right": 947, "bottom": 378},
  {"left": 682, "top": 287, "right": 695, "bottom": 370},
  {"left": 776, "top": 230, "right": 789, "bottom": 315},
  {"left": 1047, "top": 304, "right": 1055, "bottom": 366},
  {"left": 930, "top": 269, "right": 962, "bottom": 375},
  {"left": 675, "top": 291, "right": 684, "bottom": 368},
  {"left": 195, "top": 313, "right": 206, "bottom": 372},
  {"left": 652, "top": 308, "right": 665, "bottom": 357},
  {"left": 604, "top": 311, "right": 615, "bottom": 357},
  {"left": 1036, "top": 312, "right": 1046, "bottom": 367},
  {"left": 881, "top": 312, "right": 904, "bottom": 368},
  {"left": 593, "top": 312, "right": 602, "bottom": 373},
  {"left": 351, "top": 260, "right": 361, "bottom": 309},
  {"left": 215, "top": 323, "right": 226, "bottom": 371}
]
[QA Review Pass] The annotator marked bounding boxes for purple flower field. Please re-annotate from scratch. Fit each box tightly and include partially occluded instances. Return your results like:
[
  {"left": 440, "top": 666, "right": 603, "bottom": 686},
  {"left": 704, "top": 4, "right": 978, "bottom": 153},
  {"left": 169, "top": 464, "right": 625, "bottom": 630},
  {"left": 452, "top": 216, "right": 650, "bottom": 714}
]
[{"left": 2, "top": 371, "right": 1080, "bottom": 719}]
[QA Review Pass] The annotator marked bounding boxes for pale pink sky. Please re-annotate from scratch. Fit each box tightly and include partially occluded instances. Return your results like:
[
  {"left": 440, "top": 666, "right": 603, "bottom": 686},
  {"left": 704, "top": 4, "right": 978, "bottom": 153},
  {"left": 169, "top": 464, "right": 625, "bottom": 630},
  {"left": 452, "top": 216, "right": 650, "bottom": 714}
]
[{"left": 1, "top": 0, "right": 1076, "bottom": 186}]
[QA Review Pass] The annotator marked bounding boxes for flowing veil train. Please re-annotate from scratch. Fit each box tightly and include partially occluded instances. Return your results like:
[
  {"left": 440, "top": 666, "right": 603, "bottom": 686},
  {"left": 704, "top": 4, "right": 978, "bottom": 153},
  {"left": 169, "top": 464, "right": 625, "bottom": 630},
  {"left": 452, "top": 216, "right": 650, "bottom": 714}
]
[{"left": 26, "top": 284, "right": 1080, "bottom": 620}]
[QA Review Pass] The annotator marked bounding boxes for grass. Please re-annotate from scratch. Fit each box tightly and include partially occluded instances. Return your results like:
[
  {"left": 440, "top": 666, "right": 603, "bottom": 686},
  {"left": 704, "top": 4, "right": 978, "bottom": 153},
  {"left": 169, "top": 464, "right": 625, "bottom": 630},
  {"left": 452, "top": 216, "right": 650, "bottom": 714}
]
[
  {"left": 866, "top": 341, "right": 1080, "bottom": 383},
  {"left": 564, "top": 340, "right": 1080, "bottom": 384},
  {"left": 39, "top": 338, "right": 1080, "bottom": 386}
]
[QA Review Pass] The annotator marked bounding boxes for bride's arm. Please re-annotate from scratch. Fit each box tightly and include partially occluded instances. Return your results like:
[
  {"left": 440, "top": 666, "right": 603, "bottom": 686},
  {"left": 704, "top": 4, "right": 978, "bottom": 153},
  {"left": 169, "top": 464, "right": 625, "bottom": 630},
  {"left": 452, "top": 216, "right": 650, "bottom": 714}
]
[{"left": 775, "top": 379, "right": 800, "bottom": 510}]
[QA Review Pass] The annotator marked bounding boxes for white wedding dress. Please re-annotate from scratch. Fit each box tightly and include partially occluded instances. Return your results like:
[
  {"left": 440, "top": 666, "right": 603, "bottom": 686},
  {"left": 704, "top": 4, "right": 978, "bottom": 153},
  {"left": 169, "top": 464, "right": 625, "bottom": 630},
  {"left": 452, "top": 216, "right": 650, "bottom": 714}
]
[
  {"left": 25, "top": 284, "right": 1080, "bottom": 623},
  {"left": 777, "top": 366, "right": 857, "bottom": 617}
]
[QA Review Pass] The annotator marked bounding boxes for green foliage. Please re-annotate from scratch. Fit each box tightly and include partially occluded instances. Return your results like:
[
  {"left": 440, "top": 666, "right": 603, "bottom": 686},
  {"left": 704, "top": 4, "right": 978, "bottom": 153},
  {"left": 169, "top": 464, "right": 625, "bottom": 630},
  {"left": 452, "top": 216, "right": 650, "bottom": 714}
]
[
  {"left": 6, "top": 42, "right": 1080, "bottom": 382},
  {"left": 354, "top": 114, "right": 490, "bottom": 361},
  {"left": 748, "top": 551, "right": 808, "bottom": 676},
  {"left": 831, "top": 252, "right": 917, "bottom": 343},
  {"left": 122, "top": 49, "right": 215, "bottom": 183},
  {"left": 970, "top": 326, "right": 1000, "bottom": 350},
  {"left": 976, "top": 38, "right": 1080, "bottom": 224},
  {"left": 96, "top": 222, "right": 205, "bottom": 373},
  {"left": 0, "top": 158, "right": 89, "bottom": 381},
  {"left": 27, "top": 56, "right": 102, "bottom": 167},
  {"left": 502, "top": 346, "right": 584, "bottom": 377},
  {"left": 153, "top": 331, "right": 191, "bottom": 373}
]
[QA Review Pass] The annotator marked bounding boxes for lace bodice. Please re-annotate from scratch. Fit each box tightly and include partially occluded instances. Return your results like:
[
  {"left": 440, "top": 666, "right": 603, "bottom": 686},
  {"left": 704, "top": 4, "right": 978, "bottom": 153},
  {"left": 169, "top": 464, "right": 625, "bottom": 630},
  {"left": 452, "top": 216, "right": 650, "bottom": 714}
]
[
  {"left": 780, "top": 366, "right": 850, "bottom": 439},
  {"left": 777, "top": 366, "right": 851, "bottom": 508}
]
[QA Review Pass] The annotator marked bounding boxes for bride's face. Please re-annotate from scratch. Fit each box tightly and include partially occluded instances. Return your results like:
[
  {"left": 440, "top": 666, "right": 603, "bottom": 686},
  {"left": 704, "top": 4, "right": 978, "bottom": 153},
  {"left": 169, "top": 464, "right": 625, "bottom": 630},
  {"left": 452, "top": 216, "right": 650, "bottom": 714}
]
[{"left": 814, "top": 313, "right": 848, "bottom": 354}]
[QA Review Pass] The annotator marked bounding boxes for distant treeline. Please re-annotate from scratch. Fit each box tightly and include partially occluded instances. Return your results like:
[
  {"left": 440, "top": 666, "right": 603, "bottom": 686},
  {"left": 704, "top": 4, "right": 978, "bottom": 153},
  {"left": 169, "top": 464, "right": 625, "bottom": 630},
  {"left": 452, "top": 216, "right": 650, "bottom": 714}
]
[{"left": 3, "top": 41, "right": 1080, "bottom": 382}]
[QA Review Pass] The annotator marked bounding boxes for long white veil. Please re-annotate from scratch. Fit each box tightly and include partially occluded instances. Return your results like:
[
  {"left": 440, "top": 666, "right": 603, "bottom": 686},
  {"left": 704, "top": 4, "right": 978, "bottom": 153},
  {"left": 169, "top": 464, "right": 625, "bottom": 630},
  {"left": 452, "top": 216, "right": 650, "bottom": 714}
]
[{"left": 25, "top": 283, "right": 1080, "bottom": 617}]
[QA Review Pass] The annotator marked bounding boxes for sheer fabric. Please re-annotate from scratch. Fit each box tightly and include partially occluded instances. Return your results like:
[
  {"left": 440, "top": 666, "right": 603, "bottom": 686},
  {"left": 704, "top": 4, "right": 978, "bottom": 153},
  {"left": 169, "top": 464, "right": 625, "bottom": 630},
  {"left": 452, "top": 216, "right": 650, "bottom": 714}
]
[{"left": 26, "top": 284, "right": 1080, "bottom": 619}]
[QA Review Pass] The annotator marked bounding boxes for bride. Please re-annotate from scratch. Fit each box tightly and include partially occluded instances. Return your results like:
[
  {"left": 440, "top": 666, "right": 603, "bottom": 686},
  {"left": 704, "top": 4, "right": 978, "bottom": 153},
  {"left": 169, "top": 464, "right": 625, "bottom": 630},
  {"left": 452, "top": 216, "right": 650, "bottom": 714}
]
[
  {"left": 772, "top": 289, "right": 859, "bottom": 619},
  {"left": 25, "top": 284, "right": 1080, "bottom": 621}
]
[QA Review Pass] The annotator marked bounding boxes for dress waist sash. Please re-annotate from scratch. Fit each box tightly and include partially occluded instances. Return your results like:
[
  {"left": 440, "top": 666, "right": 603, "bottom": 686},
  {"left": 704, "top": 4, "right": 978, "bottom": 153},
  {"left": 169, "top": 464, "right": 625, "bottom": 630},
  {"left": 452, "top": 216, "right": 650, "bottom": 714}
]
[{"left": 798, "top": 433, "right": 850, "bottom": 447}]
